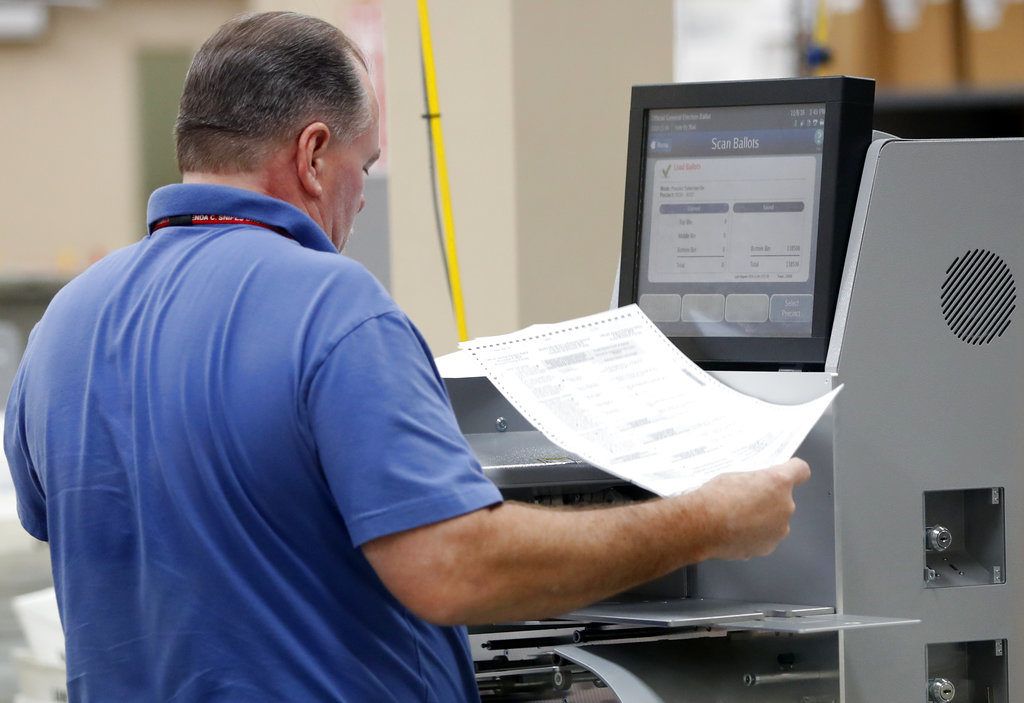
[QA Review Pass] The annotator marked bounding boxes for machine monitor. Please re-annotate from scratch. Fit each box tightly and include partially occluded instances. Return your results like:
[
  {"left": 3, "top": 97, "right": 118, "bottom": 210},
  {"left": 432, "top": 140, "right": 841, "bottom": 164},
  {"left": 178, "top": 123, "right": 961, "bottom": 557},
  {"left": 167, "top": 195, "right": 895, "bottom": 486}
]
[{"left": 618, "top": 77, "right": 874, "bottom": 369}]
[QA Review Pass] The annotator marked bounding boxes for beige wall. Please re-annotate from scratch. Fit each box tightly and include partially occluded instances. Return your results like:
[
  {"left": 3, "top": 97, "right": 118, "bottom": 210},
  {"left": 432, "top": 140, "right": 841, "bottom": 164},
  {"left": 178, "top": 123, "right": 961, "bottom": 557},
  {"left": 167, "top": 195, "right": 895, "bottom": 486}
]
[
  {"left": 383, "top": 0, "right": 672, "bottom": 353},
  {"left": 0, "top": 0, "right": 246, "bottom": 276},
  {"left": 382, "top": 0, "right": 519, "bottom": 352},
  {"left": 1, "top": 0, "right": 673, "bottom": 354},
  {"left": 248, "top": 0, "right": 356, "bottom": 23},
  {"left": 511, "top": 1, "right": 674, "bottom": 327},
  {"left": 0, "top": 0, "right": 372, "bottom": 277}
]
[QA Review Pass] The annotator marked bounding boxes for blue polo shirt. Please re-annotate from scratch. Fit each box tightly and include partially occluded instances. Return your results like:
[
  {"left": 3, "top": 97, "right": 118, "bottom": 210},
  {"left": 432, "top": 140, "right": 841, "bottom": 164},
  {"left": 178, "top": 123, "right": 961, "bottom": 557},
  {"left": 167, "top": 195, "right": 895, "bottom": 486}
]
[{"left": 4, "top": 184, "right": 502, "bottom": 702}]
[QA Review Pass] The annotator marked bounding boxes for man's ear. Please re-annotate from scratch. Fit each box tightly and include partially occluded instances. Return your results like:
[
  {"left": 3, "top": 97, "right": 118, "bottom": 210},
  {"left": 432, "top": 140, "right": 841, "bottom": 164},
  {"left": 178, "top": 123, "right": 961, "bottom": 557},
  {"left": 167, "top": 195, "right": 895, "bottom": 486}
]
[{"left": 295, "top": 122, "right": 332, "bottom": 198}]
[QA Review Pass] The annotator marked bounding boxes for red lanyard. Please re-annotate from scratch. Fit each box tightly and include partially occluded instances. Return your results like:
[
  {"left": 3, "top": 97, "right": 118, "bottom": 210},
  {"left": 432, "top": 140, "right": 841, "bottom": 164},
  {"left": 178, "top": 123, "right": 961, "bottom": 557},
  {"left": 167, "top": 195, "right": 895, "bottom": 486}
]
[{"left": 149, "top": 214, "right": 293, "bottom": 240}]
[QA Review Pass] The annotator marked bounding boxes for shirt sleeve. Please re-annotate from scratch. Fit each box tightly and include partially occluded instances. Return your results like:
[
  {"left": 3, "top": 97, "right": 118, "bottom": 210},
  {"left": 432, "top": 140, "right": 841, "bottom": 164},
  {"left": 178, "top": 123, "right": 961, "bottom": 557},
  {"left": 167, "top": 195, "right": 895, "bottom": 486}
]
[
  {"left": 4, "top": 368, "right": 48, "bottom": 542},
  {"left": 307, "top": 312, "right": 502, "bottom": 546}
]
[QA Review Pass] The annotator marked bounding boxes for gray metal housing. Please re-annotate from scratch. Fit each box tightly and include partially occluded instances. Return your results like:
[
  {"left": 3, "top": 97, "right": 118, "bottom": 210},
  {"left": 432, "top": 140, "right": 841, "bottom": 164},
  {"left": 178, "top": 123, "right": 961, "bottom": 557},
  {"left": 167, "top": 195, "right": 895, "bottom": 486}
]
[
  {"left": 827, "top": 137, "right": 1023, "bottom": 701},
  {"left": 457, "top": 137, "right": 1023, "bottom": 701}
]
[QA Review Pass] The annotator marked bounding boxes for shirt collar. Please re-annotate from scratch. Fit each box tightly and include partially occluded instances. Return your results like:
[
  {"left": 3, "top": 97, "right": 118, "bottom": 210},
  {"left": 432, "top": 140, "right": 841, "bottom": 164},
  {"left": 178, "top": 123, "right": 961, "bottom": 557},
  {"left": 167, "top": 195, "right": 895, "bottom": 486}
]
[{"left": 146, "top": 183, "right": 338, "bottom": 254}]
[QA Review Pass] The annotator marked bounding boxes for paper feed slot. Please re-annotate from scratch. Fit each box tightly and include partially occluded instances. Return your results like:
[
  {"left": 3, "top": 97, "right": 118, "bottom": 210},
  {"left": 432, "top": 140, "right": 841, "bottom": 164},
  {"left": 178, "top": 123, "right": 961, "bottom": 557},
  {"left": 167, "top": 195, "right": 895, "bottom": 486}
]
[
  {"left": 560, "top": 597, "right": 916, "bottom": 633},
  {"left": 466, "top": 430, "right": 623, "bottom": 489}
]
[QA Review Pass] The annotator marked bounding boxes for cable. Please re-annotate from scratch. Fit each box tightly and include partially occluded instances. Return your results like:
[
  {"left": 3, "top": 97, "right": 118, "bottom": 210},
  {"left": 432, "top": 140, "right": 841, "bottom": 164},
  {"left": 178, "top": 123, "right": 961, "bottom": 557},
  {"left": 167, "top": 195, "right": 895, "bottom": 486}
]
[
  {"left": 416, "top": 0, "right": 469, "bottom": 342},
  {"left": 419, "top": 50, "right": 452, "bottom": 301}
]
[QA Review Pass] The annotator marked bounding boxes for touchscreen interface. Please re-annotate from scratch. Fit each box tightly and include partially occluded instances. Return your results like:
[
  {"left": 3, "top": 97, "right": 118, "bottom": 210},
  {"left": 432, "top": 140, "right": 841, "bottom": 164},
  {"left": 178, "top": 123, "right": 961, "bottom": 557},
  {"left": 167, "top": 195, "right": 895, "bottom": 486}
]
[{"left": 637, "top": 103, "right": 826, "bottom": 338}]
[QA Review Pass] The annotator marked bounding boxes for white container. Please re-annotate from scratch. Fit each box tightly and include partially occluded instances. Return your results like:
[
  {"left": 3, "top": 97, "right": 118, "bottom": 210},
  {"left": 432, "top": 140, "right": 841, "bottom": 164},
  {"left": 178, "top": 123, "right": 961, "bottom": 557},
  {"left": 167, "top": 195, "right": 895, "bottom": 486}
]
[
  {"left": 13, "top": 648, "right": 67, "bottom": 703},
  {"left": 15, "top": 695, "right": 59, "bottom": 703},
  {"left": 11, "top": 588, "right": 65, "bottom": 665}
]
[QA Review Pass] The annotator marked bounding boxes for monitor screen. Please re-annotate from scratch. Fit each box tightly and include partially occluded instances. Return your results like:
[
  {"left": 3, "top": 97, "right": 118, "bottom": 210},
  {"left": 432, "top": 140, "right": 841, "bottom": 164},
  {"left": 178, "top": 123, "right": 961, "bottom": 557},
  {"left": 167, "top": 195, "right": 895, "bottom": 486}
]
[
  {"left": 638, "top": 103, "right": 826, "bottom": 338},
  {"left": 619, "top": 77, "right": 874, "bottom": 369}
]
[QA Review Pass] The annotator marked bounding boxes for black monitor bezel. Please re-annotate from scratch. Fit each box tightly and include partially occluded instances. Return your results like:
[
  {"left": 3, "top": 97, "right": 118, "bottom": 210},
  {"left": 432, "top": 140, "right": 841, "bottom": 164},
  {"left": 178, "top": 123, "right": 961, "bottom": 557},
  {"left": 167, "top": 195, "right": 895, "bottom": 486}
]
[{"left": 618, "top": 76, "right": 874, "bottom": 370}]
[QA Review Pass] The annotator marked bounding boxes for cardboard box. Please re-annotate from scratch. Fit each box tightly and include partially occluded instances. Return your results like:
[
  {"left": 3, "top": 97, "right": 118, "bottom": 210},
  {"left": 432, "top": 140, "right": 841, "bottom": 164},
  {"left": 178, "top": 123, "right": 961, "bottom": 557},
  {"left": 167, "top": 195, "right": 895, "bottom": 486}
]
[
  {"left": 962, "top": 0, "right": 1024, "bottom": 85},
  {"left": 883, "top": 0, "right": 961, "bottom": 88},
  {"left": 820, "top": 0, "right": 890, "bottom": 80}
]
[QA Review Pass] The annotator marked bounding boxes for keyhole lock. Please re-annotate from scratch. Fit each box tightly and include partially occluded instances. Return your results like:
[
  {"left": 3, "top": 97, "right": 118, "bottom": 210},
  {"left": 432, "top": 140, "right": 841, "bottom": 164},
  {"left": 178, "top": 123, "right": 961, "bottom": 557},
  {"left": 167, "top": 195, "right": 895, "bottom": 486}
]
[
  {"left": 928, "top": 677, "right": 956, "bottom": 702},
  {"left": 926, "top": 525, "right": 953, "bottom": 552}
]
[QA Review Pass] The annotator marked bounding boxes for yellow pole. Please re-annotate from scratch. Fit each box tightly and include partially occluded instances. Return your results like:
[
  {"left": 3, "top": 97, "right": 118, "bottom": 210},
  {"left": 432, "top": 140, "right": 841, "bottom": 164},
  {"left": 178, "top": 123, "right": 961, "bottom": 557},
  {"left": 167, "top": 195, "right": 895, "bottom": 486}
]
[
  {"left": 416, "top": 0, "right": 469, "bottom": 342},
  {"left": 813, "top": 0, "right": 830, "bottom": 76}
]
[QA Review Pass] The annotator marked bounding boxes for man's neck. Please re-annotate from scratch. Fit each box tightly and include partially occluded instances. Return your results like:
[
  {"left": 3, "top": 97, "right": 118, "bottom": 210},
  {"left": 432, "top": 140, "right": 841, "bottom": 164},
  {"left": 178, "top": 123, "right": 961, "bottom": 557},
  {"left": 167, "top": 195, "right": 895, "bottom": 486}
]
[
  {"left": 180, "top": 170, "right": 330, "bottom": 240},
  {"left": 181, "top": 170, "right": 273, "bottom": 196},
  {"left": 178, "top": 161, "right": 333, "bottom": 247}
]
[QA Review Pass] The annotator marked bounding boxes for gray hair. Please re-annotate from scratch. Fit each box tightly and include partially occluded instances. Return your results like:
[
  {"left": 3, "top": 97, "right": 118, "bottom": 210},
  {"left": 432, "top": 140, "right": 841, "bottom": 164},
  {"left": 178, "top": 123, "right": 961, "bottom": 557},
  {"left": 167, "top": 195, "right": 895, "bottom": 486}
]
[{"left": 175, "top": 11, "right": 372, "bottom": 174}]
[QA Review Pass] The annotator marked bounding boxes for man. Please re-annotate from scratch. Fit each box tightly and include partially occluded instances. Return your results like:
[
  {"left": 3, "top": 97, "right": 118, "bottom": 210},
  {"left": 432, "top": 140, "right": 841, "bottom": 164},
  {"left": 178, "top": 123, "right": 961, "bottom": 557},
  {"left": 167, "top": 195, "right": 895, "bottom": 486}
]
[{"left": 4, "top": 11, "right": 809, "bottom": 702}]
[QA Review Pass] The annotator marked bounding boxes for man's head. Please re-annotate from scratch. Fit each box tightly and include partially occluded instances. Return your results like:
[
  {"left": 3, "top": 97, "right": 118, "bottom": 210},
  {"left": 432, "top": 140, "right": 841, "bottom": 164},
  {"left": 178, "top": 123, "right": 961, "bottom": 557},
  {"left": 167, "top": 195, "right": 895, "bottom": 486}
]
[{"left": 175, "top": 12, "right": 380, "bottom": 249}]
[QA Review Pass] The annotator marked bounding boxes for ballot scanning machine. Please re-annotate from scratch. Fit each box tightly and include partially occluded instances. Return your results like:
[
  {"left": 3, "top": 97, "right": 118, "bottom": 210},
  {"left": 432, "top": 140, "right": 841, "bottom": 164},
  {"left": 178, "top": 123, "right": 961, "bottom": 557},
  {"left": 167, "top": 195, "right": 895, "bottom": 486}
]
[{"left": 447, "top": 76, "right": 1023, "bottom": 702}]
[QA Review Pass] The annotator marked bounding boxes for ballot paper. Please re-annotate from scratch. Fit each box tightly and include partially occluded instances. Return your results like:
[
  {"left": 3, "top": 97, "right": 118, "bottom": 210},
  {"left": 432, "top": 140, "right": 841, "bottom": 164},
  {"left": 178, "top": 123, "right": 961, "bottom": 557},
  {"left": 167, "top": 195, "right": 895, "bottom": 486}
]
[
  {"left": 434, "top": 349, "right": 486, "bottom": 379},
  {"left": 460, "top": 305, "right": 841, "bottom": 497}
]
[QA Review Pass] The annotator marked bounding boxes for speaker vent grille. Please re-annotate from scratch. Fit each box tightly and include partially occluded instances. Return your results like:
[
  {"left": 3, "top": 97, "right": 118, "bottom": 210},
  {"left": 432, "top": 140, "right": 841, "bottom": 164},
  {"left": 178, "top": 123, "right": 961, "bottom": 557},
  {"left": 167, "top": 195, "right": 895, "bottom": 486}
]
[{"left": 941, "top": 249, "right": 1016, "bottom": 345}]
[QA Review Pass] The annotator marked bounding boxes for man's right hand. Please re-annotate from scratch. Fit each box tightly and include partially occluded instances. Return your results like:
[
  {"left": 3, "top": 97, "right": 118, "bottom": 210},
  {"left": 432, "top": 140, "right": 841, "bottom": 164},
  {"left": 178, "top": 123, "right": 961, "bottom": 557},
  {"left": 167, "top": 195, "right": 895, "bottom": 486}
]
[
  {"left": 687, "top": 458, "right": 811, "bottom": 561},
  {"left": 365, "top": 457, "right": 811, "bottom": 625}
]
